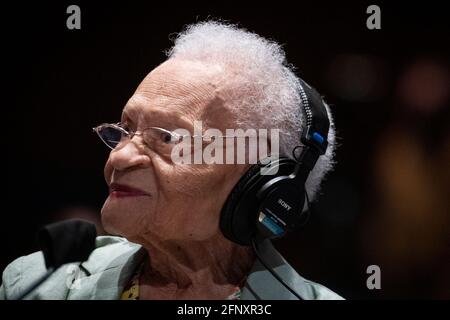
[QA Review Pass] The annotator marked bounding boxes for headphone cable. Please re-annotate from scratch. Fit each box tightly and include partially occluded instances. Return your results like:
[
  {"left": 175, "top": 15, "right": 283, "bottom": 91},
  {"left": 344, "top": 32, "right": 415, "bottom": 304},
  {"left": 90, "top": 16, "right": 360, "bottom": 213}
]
[{"left": 251, "top": 238, "right": 304, "bottom": 300}]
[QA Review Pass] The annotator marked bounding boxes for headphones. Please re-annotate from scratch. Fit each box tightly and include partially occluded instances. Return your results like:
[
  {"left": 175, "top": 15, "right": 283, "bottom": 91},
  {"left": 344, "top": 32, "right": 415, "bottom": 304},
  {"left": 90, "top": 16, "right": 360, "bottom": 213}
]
[{"left": 220, "top": 79, "right": 330, "bottom": 246}]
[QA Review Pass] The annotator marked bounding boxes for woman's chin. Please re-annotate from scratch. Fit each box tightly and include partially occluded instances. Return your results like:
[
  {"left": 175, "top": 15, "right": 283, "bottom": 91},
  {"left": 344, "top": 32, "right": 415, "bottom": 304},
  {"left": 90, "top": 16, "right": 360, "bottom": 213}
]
[
  {"left": 100, "top": 206, "right": 139, "bottom": 238},
  {"left": 100, "top": 210, "right": 122, "bottom": 236}
]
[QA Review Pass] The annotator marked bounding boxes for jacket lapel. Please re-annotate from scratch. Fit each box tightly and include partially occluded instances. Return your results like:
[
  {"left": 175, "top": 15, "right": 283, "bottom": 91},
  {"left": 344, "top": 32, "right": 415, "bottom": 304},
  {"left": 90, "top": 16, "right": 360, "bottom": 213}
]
[{"left": 67, "top": 240, "right": 146, "bottom": 300}]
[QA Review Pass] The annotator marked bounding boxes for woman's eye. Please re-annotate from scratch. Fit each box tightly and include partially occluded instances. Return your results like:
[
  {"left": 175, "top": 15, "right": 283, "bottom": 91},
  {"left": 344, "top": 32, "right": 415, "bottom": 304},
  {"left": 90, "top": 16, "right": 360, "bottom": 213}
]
[{"left": 160, "top": 132, "right": 178, "bottom": 144}]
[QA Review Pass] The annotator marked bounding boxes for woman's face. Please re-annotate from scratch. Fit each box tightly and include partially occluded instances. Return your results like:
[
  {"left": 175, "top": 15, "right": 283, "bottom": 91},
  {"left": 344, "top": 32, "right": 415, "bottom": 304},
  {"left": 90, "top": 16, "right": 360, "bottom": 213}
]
[{"left": 101, "top": 59, "right": 246, "bottom": 243}]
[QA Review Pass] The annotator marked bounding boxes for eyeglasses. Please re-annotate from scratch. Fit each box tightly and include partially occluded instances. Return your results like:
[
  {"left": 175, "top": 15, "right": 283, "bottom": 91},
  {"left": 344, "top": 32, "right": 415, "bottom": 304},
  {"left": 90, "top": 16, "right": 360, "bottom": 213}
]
[
  {"left": 92, "top": 122, "right": 189, "bottom": 155},
  {"left": 93, "top": 122, "right": 276, "bottom": 159}
]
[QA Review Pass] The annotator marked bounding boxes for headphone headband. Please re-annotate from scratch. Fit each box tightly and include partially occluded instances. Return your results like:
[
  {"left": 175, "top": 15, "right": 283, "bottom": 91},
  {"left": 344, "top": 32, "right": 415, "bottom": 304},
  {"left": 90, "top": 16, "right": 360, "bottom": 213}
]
[{"left": 298, "top": 79, "right": 329, "bottom": 156}]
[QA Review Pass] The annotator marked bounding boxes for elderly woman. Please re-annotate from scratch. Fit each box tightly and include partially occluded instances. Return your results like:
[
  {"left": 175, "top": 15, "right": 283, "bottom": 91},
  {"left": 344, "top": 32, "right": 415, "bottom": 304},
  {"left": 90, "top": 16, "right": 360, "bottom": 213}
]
[{"left": 1, "top": 22, "right": 342, "bottom": 300}]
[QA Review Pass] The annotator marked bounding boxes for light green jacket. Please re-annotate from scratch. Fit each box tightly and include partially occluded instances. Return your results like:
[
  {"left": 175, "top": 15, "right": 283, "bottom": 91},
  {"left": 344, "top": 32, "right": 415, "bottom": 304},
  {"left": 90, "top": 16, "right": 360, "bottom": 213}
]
[{"left": 0, "top": 236, "right": 344, "bottom": 300}]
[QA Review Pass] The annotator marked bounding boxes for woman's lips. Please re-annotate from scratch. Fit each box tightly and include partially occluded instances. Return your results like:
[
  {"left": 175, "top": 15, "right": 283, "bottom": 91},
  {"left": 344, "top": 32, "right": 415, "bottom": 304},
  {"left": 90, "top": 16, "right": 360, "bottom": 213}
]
[{"left": 109, "top": 183, "right": 150, "bottom": 198}]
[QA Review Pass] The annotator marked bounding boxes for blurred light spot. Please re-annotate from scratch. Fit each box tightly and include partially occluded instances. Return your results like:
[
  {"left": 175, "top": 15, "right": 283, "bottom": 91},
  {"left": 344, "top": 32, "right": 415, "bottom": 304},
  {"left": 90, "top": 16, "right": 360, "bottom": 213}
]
[
  {"left": 397, "top": 59, "right": 449, "bottom": 114},
  {"left": 326, "top": 54, "right": 388, "bottom": 102}
]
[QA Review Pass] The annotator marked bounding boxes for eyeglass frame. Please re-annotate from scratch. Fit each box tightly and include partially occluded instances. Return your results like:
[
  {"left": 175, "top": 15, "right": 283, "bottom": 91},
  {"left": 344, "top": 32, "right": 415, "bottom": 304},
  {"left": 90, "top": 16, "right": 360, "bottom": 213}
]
[
  {"left": 92, "top": 122, "right": 200, "bottom": 150},
  {"left": 92, "top": 121, "right": 280, "bottom": 162}
]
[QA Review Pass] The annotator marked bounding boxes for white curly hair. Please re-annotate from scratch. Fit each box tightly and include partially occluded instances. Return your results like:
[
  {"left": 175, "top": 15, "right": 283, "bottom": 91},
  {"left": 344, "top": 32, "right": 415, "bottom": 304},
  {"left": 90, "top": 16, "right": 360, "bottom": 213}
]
[{"left": 166, "top": 21, "right": 336, "bottom": 200}]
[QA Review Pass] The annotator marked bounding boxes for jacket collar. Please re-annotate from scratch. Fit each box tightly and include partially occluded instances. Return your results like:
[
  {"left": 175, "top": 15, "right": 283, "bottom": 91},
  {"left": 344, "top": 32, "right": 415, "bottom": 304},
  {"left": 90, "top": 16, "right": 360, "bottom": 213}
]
[
  {"left": 241, "top": 239, "right": 316, "bottom": 300},
  {"left": 242, "top": 240, "right": 344, "bottom": 300}
]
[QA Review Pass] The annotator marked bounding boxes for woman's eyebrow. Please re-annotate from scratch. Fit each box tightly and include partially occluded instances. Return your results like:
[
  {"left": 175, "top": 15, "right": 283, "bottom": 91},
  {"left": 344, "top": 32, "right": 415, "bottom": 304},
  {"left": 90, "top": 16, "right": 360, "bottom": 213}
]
[
  {"left": 122, "top": 105, "right": 194, "bottom": 132},
  {"left": 144, "top": 110, "right": 193, "bottom": 131}
]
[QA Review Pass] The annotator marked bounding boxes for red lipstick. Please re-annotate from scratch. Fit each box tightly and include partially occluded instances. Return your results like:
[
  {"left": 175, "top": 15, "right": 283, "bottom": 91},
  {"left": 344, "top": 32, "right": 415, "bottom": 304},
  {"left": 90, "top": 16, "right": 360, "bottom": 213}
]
[{"left": 109, "top": 183, "right": 150, "bottom": 198}]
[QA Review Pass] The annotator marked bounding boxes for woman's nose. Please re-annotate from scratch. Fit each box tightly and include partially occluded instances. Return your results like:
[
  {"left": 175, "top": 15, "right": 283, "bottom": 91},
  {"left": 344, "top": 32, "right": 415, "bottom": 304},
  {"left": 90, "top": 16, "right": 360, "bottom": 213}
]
[{"left": 108, "top": 140, "right": 151, "bottom": 171}]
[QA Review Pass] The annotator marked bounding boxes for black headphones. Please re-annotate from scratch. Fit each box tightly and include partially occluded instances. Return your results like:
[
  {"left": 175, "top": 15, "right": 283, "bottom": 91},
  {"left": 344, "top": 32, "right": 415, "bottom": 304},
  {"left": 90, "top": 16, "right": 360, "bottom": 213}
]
[{"left": 220, "top": 79, "right": 330, "bottom": 246}]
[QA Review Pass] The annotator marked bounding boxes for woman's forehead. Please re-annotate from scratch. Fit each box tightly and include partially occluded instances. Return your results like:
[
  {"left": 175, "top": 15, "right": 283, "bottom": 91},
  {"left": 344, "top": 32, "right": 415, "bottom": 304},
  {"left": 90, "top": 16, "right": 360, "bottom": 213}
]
[
  {"left": 124, "top": 65, "right": 232, "bottom": 130},
  {"left": 122, "top": 95, "right": 194, "bottom": 129}
]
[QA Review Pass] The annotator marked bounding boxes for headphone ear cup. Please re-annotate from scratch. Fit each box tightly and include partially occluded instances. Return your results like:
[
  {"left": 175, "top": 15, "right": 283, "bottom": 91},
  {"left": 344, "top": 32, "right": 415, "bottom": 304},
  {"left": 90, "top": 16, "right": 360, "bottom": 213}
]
[
  {"left": 220, "top": 157, "right": 297, "bottom": 245},
  {"left": 220, "top": 164, "right": 262, "bottom": 244},
  {"left": 256, "top": 181, "right": 307, "bottom": 239}
]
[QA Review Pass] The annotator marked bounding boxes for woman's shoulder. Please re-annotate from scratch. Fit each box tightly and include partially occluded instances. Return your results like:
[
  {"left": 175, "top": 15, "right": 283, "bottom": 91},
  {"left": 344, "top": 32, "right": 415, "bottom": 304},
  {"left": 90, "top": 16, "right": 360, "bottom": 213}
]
[
  {"left": 0, "top": 236, "right": 143, "bottom": 300},
  {"left": 2, "top": 235, "right": 135, "bottom": 275}
]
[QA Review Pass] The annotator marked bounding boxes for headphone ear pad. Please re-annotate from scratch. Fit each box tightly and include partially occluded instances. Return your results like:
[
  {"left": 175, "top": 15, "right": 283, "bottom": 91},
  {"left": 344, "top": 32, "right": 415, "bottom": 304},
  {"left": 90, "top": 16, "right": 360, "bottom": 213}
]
[
  {"left": 220, "top": 157, "right": 297, "bottom": 245},
  {"left": 220, "top": 164, "right": 262, "bottom": 243}
]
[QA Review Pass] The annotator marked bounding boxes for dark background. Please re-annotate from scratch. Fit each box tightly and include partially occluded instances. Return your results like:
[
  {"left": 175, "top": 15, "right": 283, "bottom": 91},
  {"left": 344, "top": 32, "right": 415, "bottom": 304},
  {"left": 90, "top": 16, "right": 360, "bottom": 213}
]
[{"left": 2, "top": 1, "right": 449, "bottom": 299}]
